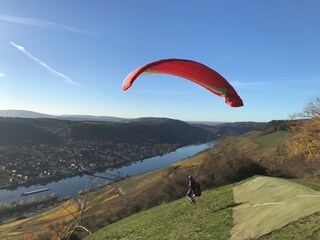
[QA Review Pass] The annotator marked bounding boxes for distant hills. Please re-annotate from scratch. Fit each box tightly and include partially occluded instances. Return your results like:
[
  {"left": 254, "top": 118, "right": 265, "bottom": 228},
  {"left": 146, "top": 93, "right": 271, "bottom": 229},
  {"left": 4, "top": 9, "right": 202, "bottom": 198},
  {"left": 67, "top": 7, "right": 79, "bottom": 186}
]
[
  {"left": 0, "top": 111, "right": 265, "bottom": 146},
  {"left": 0, "top": 110, "right": 126, "bottom": 122},
  {"left": 0, "top": 117, "right": 211, "bottom": 146},
  {"left": 0, "top": 110, "right": 223, "bottom": 125},
  {"left": 0, "top": 110, "right": 53, "bottom": 119},
  {"left": 0, "top": 118, "right": 63, "bottom": 145}
]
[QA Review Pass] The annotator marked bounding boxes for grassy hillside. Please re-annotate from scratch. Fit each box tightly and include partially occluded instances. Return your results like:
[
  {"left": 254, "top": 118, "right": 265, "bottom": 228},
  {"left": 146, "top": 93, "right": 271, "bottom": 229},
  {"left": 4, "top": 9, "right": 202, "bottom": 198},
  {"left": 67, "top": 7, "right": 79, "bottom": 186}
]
[
  {"left": 84, "top": 176, "right": 320, "bottom": 240},
  {"left": 0, "top": 128, "right": 261, "bottom": 239},
  {"left": 84, "top": 182, "right": 239, "bottom": 240},
  {"left": 2, "top": 124, "right": 318, "bottom": 240},
  {"left": 259, "top": 211, "right": 320, "bottom": 240}
]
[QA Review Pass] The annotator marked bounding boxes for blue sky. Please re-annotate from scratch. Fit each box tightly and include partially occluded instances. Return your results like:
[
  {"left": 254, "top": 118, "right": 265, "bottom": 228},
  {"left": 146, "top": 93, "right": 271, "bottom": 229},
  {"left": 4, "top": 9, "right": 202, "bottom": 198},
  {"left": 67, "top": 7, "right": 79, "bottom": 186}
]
[{"left": 0, "top": 0, "right": 319, "bottom": 122}]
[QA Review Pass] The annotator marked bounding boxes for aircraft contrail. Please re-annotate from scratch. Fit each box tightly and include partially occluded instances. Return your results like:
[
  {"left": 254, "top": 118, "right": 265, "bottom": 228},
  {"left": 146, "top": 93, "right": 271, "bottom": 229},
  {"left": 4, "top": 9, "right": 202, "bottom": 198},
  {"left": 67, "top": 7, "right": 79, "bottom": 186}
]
[
  {"left": 10, "top": 41, "right": 81, "bottom": 87},
  {"left": 0, "top": 14, "right": 92, "bottom": 35}
]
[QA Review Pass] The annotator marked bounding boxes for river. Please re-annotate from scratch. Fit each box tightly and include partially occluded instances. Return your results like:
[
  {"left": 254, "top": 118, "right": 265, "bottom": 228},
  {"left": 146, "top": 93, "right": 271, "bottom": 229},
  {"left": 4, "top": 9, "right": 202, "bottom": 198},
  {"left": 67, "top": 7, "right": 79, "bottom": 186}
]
[{"left": 0, "top": 142, "right": 214, "bottom": 204}]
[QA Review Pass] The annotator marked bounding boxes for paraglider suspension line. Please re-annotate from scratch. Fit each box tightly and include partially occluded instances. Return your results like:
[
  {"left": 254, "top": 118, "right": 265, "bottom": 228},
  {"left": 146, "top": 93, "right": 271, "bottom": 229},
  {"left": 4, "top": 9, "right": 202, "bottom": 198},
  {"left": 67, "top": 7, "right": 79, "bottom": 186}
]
[{"left": 195, "top": 131, "right": 211, "bottom": 178}]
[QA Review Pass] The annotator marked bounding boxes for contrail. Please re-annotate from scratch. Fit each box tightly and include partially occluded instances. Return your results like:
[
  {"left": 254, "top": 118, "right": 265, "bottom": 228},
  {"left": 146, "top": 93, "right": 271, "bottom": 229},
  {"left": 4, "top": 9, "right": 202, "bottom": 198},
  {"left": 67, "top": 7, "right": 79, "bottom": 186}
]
[
  {"left": 0, "top": 14, "right": 92, "bottom": 35},
  {"left": 10, "top": 41, "right": 81, "bottom": 87}
]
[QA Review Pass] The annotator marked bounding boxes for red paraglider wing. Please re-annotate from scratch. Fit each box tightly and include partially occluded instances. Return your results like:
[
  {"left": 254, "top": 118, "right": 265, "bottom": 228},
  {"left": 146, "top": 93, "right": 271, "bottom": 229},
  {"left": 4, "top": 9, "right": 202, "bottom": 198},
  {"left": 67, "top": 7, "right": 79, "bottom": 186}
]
[{"left": 122, "top": 58, "right": 243, "bottom": 107}]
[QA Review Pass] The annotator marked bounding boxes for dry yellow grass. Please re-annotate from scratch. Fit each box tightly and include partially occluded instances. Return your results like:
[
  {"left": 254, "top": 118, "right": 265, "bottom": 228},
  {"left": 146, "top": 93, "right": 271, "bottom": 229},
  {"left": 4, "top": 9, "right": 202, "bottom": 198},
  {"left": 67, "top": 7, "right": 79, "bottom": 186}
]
[
  {"left": 3, "top": 231, "right": 23, "bottom": 236},
  {"left": 101, "top": 194, "right": 119, "bottom": 204},
  {"left": 0, "top": 218, "right": 29, "bottom": 231},
  {"left": 172, "top": 151, "right": 205, "bottom": 167},
  {"left": 88, "top": 187, "right": 116, "bottom": 202},
  {"left": 0, "top": 187, "right": 121, "bottom": 240},
  {"left": 119, "top": 168, "right": 164, "bottom": 193},
  {"left": 37, "top": 200, "right": 78, "bottom": 221}
]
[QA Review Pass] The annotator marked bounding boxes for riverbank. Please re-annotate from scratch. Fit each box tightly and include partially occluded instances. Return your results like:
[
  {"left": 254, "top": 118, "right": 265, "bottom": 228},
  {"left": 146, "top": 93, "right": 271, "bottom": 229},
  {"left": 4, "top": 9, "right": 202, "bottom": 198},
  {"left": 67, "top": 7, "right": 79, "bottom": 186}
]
[
  {"left": 0, "top": 144, "right": 182, "bottom": 190},
  {"left": 0, "top": 142, "right": 214, "bottom": 205}
]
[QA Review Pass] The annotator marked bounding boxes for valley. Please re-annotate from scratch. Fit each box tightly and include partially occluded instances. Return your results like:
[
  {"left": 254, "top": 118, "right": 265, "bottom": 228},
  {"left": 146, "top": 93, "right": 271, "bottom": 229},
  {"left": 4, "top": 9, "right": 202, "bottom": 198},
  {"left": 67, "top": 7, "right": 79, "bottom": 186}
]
[{"left": 0, "top": 116, "right": 261, "bottom": 189}]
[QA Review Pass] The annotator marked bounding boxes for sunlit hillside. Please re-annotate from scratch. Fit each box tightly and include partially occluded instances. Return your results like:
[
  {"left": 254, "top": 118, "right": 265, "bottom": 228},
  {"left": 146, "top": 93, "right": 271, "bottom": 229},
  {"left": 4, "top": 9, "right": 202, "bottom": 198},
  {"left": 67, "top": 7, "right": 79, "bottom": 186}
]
[
  {"left": 1, "top": 115, "right": 319, "bottom": 240},
  {"left": 0, "top": 122, "right": 287, "bottom": 239}
]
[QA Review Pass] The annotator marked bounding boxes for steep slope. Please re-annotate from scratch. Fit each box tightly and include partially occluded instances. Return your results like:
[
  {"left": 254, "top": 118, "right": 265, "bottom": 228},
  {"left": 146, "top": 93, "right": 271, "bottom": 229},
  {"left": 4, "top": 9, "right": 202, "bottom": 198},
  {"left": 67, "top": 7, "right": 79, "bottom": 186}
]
[
  {"left": 84, "top": 176, "right": 320, "bottom": 240},
  {"left": 70, "top": 118, "right": 211, "bottom": 144},
  {"left": 0, "top": 117, "right": 213, "bottom": 145},
  {"left": 1, "top": 123, "right": 310, "bottom": 239},
  {"left": 0, "top": 118, "right": 62, "bottom": 145},
  {"left": 84, "top": 181, "right": 238, "bottom": 240}
]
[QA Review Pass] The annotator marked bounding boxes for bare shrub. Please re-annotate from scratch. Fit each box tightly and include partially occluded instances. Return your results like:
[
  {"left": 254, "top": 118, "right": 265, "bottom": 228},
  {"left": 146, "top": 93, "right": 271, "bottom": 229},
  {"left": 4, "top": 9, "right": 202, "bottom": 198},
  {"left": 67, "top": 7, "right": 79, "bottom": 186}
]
[
  {"left": 276, "top": 97, "right": 320, "bottom": 177},
  {"left": 278, "top": 117, "right": 320, "bottom": 163},
  {"left": 199, "top": 137, "right": 266, "bottom": 188}
]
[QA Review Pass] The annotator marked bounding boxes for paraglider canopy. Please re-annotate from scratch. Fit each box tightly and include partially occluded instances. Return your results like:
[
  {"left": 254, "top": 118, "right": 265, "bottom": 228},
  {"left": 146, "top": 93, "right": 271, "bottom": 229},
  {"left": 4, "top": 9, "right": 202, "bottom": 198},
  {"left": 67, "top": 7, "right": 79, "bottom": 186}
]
[{"left": 122, "top": 58, "right": 243, "bottom": 107}]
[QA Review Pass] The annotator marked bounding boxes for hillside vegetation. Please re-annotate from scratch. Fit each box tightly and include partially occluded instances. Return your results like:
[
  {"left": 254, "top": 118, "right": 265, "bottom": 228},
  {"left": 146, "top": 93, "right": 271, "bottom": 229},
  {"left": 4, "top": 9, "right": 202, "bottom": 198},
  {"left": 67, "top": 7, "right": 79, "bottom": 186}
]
[
  {"left": 0, "top": 117, "right": 214, "bottom": 145},
  {"left": 1, "top": 102, "right": 320, "bottom": 240},
  {"left": 84, "top": 181, "right": 240, "bottom": 240},
  {"left": 84, "top": 176, "right": 320, "bottom": 240},
  {"left": 82, "top": 98, "right": 320, "bottom": 240},
  {"left": 0, "top": 120, "right": 282, "bottom": 239}
]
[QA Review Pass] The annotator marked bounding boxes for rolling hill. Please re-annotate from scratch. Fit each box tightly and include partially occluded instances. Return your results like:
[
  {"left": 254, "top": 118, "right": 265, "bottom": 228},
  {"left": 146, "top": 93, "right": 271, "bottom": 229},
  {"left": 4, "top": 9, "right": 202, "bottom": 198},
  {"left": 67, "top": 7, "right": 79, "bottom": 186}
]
[
  {"left": 2, "top": 119, "right": 318, "bottom": 240},
  {"left": 0, "top": 110, "right": 126, "bottom": 122},
  {"left": 0, "top": 116, "right": 263, "bottom": 146}
]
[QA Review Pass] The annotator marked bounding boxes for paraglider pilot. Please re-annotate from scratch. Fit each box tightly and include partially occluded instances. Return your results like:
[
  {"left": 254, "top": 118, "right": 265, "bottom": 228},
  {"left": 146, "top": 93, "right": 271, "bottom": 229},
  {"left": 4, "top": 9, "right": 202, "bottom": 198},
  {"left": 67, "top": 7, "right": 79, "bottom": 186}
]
[{"left": 186, "top": 175, "right": 196, "bottom": 204}]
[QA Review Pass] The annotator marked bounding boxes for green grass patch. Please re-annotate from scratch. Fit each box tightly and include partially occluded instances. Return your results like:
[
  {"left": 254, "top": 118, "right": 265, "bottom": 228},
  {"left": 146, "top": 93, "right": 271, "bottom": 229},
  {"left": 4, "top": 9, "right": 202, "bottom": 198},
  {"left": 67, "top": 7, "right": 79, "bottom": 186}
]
[
  {"left": 259, "top": 211, "right": 320, "bottom": 240},
  {"left": 242, "top": 130, "right": 264, "bottom": 139},
  {"left": 251, "top": 131, "right": 287, "bottom": 151},
  {"left": 84, "top": 182, "right": 241, "bottom": 240},
  {"left": 237, "top": 130, "right": 287, "bottom": 152},
  {"left": 289, "top": 178, "right": 320, "bottom": 191}
]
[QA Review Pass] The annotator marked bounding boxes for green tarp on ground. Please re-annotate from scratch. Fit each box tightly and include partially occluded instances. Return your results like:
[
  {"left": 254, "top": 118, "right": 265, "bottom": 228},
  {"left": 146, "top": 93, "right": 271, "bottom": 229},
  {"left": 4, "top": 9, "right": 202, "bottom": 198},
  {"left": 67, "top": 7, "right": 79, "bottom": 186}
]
[{"left": 231, "top": 176, "right": 320, "bottom": 240}]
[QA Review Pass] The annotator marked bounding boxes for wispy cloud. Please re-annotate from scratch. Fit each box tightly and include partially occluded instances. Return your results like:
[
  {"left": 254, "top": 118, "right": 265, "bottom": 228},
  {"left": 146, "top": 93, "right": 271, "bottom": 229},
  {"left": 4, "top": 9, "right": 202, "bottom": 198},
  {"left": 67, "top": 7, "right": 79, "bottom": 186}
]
[
  {"left": 10, "top": 41, "right": 81, "bottom": 87},
  {"left": 0, "top": 72, "right": 5, "bottom": 78},
  {"left": 0, "top": 14, "right": 92, "bottom": 35}
]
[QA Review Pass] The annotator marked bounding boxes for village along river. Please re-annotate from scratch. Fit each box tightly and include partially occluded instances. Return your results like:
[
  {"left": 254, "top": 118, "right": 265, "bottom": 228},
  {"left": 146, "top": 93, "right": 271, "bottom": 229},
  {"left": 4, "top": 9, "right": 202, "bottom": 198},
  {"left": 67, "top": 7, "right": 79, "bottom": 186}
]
[{"left": 0, "top": 142, "right": 214, "bottom": 204}]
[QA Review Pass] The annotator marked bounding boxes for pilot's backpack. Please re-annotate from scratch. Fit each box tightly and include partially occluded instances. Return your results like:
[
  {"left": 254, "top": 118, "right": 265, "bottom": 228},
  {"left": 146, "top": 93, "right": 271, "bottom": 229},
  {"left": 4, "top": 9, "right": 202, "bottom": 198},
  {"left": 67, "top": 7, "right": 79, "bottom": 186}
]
[{"left": 193, "top": 181, "right": 201, "bottom": 197}]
